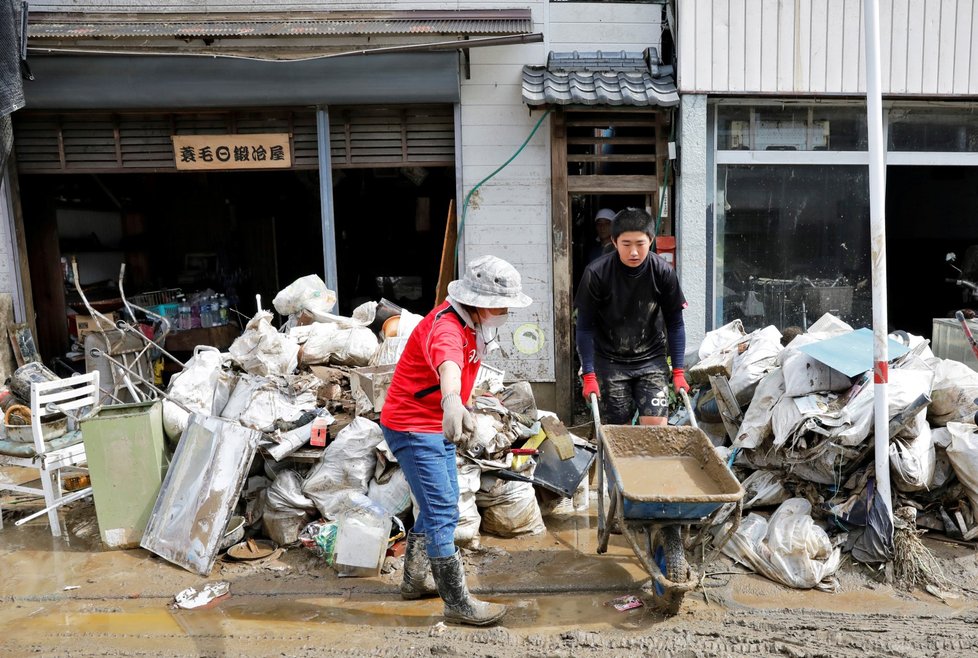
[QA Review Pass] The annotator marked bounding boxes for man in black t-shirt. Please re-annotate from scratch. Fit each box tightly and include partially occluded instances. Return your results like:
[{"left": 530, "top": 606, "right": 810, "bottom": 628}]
[{"left": 574, "top": 208, "right": 689, "bottom": 425}]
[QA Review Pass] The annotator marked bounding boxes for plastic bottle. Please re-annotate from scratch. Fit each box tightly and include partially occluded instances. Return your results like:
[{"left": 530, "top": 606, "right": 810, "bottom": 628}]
[
  {"left": 218, "top": 294, "right": 229, "bottom": 326},
  {"left": 191, "top": 299, "right": 201, "bottom": 329},
  {"left": 201, "top": 296, "right": 212, "bottom": 329},
  {"left": 178, "top": 297, "right": 192, "bottom": 331}
]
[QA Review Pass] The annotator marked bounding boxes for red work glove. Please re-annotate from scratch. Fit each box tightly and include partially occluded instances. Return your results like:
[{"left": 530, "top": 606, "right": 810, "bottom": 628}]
[
  {"left": 582, "top": 372, "right": 600, "bottom": 401},
  {"left": 672, "top": 367, "right": 689, "bottom": 393}
]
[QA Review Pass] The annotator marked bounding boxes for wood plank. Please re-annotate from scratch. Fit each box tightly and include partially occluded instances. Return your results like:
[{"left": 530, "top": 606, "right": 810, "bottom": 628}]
[
  {"left": 434, "top": 199, "right": 457, "bottom": 307},
  {"left": 566, "top": 136, "right": 656, "bottom": 146},
  {"left": 566, "top": 153, "right": 657, "bottom": 163},
  {"left": 567, "top": 175, "right": 658, "bottom": 194},
  {"left": 550, "top": 111, "right": 572, "bottom": 423}
]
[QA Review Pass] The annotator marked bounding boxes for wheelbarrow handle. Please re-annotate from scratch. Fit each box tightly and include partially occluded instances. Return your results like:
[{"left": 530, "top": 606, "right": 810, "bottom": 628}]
[{"left": 679, "top": 388, "right": 699, "bottom": 430}]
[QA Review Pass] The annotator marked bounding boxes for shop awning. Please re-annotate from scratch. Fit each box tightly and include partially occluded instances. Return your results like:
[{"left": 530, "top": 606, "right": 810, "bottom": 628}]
[
  {"left": 27, "top": 9, "right": 536, "bottom": 58},
  {"left": 522, "top": 49, "right": 679, "bottom": 108},
  {"left": 28, "top": 9, "right": 533, "bottom": 38}
]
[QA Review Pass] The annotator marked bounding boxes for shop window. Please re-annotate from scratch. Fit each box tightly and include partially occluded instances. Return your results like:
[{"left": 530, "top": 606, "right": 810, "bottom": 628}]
[
  {"left": 716, "top": 164, "right": 871, "bottom": 332},
  {"left": 888, "top": 107, "right": 978, "bottom": 152},
  {"left": 717, "top": 106, "right": 867, "bottom": 152}
]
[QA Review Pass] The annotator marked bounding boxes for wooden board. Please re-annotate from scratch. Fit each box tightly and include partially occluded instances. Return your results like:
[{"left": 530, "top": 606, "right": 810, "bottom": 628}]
[{"left": 434, "top": 199, "right": 457, "bottom": 307}]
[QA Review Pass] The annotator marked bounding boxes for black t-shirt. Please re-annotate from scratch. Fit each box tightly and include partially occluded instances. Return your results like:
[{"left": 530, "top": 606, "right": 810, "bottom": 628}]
[{"left": 575, "top": 251, "right": 687, "bottom": 363}]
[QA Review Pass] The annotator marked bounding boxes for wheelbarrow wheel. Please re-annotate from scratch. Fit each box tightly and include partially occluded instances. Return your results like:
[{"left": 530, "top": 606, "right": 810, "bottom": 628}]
[{"left": 651, "top": 525, "right": 689, "bottom": 615}]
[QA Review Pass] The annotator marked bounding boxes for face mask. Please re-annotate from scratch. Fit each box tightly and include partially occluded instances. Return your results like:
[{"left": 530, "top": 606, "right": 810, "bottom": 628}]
[{"left": 479, "top": 310, "right": 508, "bottom": 328}]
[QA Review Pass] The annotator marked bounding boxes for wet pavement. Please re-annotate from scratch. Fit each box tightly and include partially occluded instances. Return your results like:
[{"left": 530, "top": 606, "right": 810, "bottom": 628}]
[{"left": 3, "top": 495, "right": 978, "bottom": 656}]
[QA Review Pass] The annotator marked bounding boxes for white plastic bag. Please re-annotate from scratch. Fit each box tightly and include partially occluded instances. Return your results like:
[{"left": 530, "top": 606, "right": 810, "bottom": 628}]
[
  {"left": 368, "top": 467, "right": 412, "bottom": 516},
  {"left": 229, "top": 311, "right": 300, "bottom": 377},
  {"left": 779, "top": 331, "right": 853, "bottom": 397},
  {"left": 455, "top": 459, "right": 483, "bottom": 547},
  {"left": 162, "top": 346, "right": 236, "bottom": 440},
  {"left": 273, "top": 274, "right": 337, "bottom": 317},
  {"left": 219, "top": 373, "right": 318, "bottom": 432},
  {"left": 740, "top": 470, "right": 791, "bottom": 509},
  {"left": 734, "top": 369, "right": 785, "bottom": 449}
]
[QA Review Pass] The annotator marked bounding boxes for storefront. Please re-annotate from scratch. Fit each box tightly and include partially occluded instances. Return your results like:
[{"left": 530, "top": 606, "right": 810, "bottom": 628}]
[{"left": 7, "top": 9, "right": 538, "bottom": 363}]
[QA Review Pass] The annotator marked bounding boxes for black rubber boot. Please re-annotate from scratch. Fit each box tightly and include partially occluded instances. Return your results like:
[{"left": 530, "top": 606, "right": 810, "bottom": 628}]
[
  {"left": 429, "top": 549, "right": 507, "bottom": 626},
  {"left": 400, "top": 532, "right": 438, "bottom": 600}
]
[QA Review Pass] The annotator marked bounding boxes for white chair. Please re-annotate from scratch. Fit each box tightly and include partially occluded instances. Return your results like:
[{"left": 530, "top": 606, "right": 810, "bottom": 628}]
[{"left": 0, "top": 371, "right": 100, "bottom": 537}]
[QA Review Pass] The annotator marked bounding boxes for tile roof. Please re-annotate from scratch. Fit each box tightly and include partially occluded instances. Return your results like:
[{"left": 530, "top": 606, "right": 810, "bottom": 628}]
[{"left": 522, "top": 49, "right": 679, "bottom": 108}]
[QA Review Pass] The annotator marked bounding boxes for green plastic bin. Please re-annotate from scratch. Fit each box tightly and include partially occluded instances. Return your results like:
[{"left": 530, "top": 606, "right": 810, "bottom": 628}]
[{"left": 81, "top": 400, "right": 166, "bottom": 550}]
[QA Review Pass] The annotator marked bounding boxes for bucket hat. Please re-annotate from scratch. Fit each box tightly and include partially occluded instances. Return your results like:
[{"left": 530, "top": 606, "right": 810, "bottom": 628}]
[
  {"left": 594, "top": 208, "right": 616, "bottom": 223},
  {"left": 447, "top": 255, "right": 532, "bottom": 309}
]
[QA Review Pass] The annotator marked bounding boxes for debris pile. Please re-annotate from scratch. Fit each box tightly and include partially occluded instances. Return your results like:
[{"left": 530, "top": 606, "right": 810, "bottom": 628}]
[
  {"left": 144, "top": 274, "right": 591, "bottom": 575},
  {"left": 692, "top": 313, "right": 978, "bottom": 590}
]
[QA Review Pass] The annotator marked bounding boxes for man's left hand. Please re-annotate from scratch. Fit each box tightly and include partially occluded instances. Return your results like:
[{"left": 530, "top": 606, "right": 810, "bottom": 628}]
[{"left": 672, "top": 367, "right": 689, "bottom": 393}]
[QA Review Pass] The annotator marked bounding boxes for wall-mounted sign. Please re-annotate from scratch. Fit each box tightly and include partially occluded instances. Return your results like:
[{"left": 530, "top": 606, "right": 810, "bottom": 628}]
[{"left": 172, "top": 134, "right": 292, "bottom": 170}]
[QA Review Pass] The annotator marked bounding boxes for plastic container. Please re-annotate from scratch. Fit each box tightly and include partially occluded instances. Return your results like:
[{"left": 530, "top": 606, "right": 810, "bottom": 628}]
[
  {"left": 333, "top": 510, "right": 391, "bottom": 577},
  {"left": 218, "top": 295, "right": 229, "bottom": 326},
  {"left": 178, "top": 298, "right": 192, "bottom": 331}
]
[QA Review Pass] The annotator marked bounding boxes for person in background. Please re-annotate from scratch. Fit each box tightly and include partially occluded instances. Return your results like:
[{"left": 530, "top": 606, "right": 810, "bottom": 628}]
[
  {"left": 575, "top": 208, "right": 689, "bottom": 425},
  {"left": 379, "top": 255, "right": 532, "bottom": 626},
  {"left": 586, "top": 207, "right": 617, "bottom": 264}
]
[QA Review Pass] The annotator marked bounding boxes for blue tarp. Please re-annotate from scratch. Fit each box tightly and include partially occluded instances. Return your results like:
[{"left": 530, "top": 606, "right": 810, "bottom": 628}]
[{"left": 797, "top": 328, "right": 910, "bottom": 378}]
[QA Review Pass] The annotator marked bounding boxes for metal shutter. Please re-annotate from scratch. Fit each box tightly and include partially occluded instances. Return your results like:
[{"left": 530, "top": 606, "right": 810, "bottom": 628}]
[{"left": 14, "top": 105, "right": 454, "bottom": 173}]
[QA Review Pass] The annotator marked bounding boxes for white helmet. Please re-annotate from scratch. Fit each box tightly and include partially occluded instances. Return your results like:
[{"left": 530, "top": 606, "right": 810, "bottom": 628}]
[{"left": 447, "top": 255, "right": 532, "bottom": 309}]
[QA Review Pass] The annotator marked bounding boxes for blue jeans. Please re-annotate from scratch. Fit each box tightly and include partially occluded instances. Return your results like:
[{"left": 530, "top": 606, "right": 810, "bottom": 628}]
[{"left": 380, "top": 425, "right": 459, "bottom": 559}]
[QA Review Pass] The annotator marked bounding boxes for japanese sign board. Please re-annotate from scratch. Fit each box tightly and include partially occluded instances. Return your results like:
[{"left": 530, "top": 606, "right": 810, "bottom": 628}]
[{"left": 172, "top": 134, "right": 292, "bottom": 170}]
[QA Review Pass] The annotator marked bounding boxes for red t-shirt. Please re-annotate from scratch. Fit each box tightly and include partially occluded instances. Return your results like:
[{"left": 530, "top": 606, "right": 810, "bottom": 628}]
[{"left": 380, "top": 301, "right": 481, "bottom": 433}]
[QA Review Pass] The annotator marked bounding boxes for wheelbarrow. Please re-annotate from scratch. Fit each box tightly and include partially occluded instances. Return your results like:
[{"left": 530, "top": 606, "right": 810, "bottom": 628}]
[{"left": 591, "top": 390, "right": 744, "bottom": 614}]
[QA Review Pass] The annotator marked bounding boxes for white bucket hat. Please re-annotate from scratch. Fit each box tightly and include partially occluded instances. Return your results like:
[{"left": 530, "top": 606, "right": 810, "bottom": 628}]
[{"left": 447, "top": 255, "right": 532, "bottom": 309}]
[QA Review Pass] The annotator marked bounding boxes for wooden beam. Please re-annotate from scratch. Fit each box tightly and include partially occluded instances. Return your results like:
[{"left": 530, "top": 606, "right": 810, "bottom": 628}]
[
  {"left": 567, "top": 175, "right": 658, "bottom": 193},
  {"left": 550, "top": 111, "right": 573, "bottom": 424},
  {"left": 434, "top": 199, "right": 457, "bottom": 307}
]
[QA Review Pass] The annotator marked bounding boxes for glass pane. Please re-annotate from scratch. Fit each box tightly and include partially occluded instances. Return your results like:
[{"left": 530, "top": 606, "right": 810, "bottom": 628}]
[
  {"left": 716, "top": 165, "right": 871, "bottom": 332},
  {"left": 888, "top": 107, "right": 978, "bottom": 152},
  {"left": 716, "top": 105, "right": 867, "bottom": 151}
]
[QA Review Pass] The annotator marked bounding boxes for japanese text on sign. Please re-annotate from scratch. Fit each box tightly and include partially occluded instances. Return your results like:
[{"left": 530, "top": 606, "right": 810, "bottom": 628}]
[{"left": 171, "top": 134, "right": 292, "bottom": 170}]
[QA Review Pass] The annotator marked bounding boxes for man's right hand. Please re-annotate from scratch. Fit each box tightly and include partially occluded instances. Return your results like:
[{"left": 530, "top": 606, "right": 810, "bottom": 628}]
[
  {"left": 441, "top": 393, "right": 475, "bottom": 443},
  {"left": 582, "top": 372, "right": 600, "bottom": 401}
]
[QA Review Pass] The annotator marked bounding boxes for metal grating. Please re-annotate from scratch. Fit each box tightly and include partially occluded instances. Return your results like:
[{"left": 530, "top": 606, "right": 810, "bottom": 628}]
[{"left": 14, "top": 105, "right": 453, "bottom": 173}]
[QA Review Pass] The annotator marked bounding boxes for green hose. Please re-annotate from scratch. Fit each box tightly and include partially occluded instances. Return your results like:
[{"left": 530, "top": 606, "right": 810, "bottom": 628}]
[{"left": 456, "top": 109, "right": 553, "bottom": 261}]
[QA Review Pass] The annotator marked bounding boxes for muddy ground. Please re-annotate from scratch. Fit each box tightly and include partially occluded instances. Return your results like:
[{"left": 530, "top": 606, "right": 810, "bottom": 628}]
[{"left": 3, "top": 495, "right": 978, "bottom": 658}]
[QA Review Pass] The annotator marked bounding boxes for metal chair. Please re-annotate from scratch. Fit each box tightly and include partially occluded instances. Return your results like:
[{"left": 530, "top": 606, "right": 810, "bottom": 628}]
[{"left": 0, "top": 371, "right": 100, "bottom": 537}]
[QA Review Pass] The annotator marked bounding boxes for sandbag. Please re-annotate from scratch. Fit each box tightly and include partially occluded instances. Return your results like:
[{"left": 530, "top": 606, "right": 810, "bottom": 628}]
[
  {"left": 476, "top": 475, "right": 545, "bottom": 537},
  {"left": 740, "top": 469, "right": 791, "bottom": 509},
  {"left": 780, "top": 333, "right": 853, "bottom": 397},
  {"left": 368, "top": 467, "right": 412, "bottom": 516},
  {"left": 698, "top": 319, "right": 746, "bottom": 360},
  {"left": 455, "top": 459, "right": 483, "bottom": 547}
]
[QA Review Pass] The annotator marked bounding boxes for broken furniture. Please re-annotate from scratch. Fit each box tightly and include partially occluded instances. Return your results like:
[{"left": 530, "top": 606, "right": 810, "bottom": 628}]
[{"left": 0, "top": 371, "right": 101, "bottom": 537}]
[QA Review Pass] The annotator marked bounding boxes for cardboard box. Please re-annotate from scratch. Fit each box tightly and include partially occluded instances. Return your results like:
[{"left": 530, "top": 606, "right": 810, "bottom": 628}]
[
  {"left": 75, "top": 313, "right": 119, "bottom": 339},
  {"left": 350, "top": 364, "right": 396, "bottom": 412}
]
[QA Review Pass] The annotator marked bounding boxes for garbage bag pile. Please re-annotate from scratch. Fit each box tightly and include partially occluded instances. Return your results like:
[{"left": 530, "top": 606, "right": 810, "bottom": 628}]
[
  {"left": 694, "top": 313, "right": 978, "bottom": 589},
  {"left": 158, "top": 274, "right": 580, "bottom": 574}
]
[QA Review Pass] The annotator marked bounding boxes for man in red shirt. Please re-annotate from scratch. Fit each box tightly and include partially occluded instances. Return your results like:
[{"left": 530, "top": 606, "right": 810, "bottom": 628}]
[{"left": 380, "top": 255, "right": 531, "bottom": 626}]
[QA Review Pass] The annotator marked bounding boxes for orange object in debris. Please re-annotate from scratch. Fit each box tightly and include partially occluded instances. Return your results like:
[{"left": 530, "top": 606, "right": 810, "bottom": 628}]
[
  {"left": 310, "top": 417, "right": 329, "bottom": 447},
  {"left": 655, "top": 235, "right": 676, "bottom": 268}
]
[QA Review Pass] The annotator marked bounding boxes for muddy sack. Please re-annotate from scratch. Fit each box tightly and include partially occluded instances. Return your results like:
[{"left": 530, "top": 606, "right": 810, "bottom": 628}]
[
  {"left": 295, "top": 322, "right": 378, "bottom": 367},
  {"left": 928, "top": 358, "right": 978, "bottom": 426},
  {"left": 220, "top": 373, "right": 318, "bottom": 433},
  {"left": 476, "top": 475, "right": 545, "bottom": 537},
  {"left": 720, "top": 497, "right": 840, "bottom": 591},
  {"left": 728, "top": 325, "right": 783, "bottom": 405},
  {"left": 301, "top": 417, "right": 383, "bottom": 520},
  {"left": 889, "top": 413, "right": 936, "bottom": 492}
]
